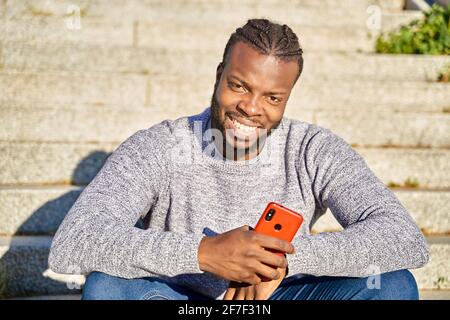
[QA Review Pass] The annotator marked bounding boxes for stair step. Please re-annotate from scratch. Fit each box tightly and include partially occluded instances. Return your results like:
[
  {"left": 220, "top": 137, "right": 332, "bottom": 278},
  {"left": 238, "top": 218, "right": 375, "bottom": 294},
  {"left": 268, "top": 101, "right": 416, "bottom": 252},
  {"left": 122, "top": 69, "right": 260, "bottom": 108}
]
[
  {"left": 1, "top": 187, "right": 448, "bottom": 236},
  {"left": 314, "top": 110, "right": 450, "bottom": 148},
  {"left": 419, "top": 290, "right": 450, "bottom": 300},
  {"left": 0, "top": 18, "right": 134, "bottom": 47},
  {"left": 0, "top": 72, "right": 148, "bottom": 107},
  {"left": 0, "top": 141, "right": 116, "bottom": 185},
  {"left": 411, "top": 237, "right": 450, "bottom": 291},
  {"left": 5, "top": 0, "right": 394, "bottom": 20},
  {"left": 0, "top": 186, "right": 82, "bottom": 236},
  {"left": 0, "top": 19, "right": 371, "bottom": 52},
  {"left": 4, "top": 0, "right": 419, "bottom": 27},
  {"left": 0, "top": 235, "right": 447, "bottom": 298},
  {"left": 358, "top": 148, "right": 450, "bottom": 189},
  {"left": 312, "top": 189, "right": 450, "bottom": 235},
  {"left": 3, "top": 42, "right": 449, "bottom": 82},
  {"left": 0, "top": 236, "right": 82, "bottom": 298},
  {"left": 1, "top": 106, "right": 448, "bottom": 147},
  {"left": 0, "top": 14, "right": 420, "bottom": 54},
  {"left": 0, "top": 106, "right": 173, "bottom": 144},
  {"left": 1, "top": 72, "right": 449, "bottom": 112},
  {"left": 1, "top": 141, "right": 448, "bottom": 187},
  {"left": 136, "top": 23, "right": 375, "bottom": 53}
]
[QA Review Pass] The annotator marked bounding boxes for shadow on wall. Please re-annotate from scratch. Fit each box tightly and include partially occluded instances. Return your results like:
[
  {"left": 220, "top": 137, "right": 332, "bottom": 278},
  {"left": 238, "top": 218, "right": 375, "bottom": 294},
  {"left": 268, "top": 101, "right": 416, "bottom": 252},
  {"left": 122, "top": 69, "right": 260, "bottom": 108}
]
[{"left": 0, "top": 151, "right": 111, "bottom": 299}]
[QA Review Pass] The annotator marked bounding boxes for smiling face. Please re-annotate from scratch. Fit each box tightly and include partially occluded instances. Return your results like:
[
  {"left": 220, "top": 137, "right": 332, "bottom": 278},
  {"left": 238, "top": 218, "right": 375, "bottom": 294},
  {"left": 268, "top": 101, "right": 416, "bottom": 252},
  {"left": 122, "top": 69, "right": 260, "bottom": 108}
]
[{"left": 210, "top": 41, "right": 300, "bottom": 161}]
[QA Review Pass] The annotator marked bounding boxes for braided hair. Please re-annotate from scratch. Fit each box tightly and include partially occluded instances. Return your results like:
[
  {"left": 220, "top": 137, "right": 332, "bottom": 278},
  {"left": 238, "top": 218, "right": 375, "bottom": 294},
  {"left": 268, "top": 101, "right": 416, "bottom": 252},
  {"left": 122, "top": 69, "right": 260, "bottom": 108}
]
[{"left": 221, "top": 19, "right": 304, "bottom": 83}]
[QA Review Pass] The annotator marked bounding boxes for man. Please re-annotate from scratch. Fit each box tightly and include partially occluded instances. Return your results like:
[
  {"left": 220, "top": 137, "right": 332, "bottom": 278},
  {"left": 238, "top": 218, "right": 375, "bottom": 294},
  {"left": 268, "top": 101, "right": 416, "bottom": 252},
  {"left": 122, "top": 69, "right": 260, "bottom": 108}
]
[{"left": 49, "top": 19, "right": 429, "bottom": 300}]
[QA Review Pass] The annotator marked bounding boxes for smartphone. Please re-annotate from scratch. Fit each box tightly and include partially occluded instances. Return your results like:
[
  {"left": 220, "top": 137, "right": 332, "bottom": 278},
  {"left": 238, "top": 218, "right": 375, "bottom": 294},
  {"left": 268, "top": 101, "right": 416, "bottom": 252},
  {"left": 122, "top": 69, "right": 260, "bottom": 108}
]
[{"left": 254, "top": 202, "right": 304, "bottom": 256}]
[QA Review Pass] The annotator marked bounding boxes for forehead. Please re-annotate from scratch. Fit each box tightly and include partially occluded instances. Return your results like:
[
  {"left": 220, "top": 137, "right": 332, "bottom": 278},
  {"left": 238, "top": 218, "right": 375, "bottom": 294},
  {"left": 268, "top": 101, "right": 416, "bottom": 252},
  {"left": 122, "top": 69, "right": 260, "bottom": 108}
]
[{"left": 225, "top": 41, "right": 299, "bottom": 90}]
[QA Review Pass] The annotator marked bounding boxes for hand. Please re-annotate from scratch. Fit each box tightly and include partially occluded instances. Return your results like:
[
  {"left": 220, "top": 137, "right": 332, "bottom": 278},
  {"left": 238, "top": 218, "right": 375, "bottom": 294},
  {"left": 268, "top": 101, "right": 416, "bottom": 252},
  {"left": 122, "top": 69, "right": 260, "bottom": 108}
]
[
  {"left": 223, "top": 267, "right": 287, "bottom": 300},
  {"left": 197, "top": 225, "right": 295, "bottom": 284}
]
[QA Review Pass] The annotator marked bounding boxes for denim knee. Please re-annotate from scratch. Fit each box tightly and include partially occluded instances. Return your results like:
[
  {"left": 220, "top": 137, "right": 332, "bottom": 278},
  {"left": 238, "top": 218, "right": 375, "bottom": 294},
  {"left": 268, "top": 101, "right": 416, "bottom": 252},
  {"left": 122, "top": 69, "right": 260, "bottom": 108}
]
[
  {"left": 82, "top": 272, "right": 201, "bottom": 300},
  {"left": 367, "top": 269, "right": 419, "bottom": 300},
  {"left": 82, "top": 271, "right": 126, "bottom": 300}
]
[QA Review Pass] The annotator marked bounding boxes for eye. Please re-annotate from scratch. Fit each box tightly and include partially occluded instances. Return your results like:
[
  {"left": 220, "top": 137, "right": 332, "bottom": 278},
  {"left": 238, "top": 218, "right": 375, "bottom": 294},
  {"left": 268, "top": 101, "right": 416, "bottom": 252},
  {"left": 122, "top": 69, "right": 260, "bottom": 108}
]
[
  {"left": 268, "top": 96, "right": 281, "bottom": 104},
  {"left": 228, "top": 81, "right": 245, "bottom": 92}
]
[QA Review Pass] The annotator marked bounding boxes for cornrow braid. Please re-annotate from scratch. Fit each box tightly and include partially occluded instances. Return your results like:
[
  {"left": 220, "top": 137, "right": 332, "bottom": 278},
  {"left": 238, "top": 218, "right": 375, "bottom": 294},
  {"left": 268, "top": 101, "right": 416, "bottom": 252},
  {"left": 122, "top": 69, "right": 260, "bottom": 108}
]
[{"left": 222, "top": 18, "right": 304, "bottom": 82}]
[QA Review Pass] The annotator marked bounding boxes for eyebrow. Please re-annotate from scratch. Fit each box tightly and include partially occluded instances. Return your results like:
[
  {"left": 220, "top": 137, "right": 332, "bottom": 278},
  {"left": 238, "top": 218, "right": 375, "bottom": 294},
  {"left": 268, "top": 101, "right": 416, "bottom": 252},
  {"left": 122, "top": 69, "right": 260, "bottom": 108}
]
[{"left": 228, "top": 74, "right": 288, "bottom": 95}]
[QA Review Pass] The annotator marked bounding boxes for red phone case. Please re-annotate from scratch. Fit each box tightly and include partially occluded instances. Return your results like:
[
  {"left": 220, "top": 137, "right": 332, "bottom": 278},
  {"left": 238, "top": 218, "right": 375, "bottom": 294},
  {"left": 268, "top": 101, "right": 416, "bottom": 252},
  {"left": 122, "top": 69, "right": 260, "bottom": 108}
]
[{"left": 254, "top": 202, "right": 303, "bottom": 256}]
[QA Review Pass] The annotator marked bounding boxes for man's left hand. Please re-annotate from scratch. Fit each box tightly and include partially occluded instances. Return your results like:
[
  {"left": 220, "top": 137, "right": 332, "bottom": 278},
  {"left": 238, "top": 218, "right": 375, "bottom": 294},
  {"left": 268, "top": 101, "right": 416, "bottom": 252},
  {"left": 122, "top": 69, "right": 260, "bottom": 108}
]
[{"left": 223, "top": 267, "right": 286, "bottom": 300}]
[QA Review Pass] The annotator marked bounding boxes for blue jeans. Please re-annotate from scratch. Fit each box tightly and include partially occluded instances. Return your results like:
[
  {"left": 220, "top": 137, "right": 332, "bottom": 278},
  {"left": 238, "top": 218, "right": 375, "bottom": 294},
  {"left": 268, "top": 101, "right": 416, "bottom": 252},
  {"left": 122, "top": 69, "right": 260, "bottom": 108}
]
[{"left": 82, "top": 269, "right": 419, "bottom": 300}]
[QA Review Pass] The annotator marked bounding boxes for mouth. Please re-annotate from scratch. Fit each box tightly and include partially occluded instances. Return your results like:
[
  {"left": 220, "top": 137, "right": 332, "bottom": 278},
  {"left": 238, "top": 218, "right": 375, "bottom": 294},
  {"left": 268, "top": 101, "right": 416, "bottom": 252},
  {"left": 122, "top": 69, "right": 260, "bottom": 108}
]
[{"left": 226, "top": 114, "right": 261, "bottom": 137}]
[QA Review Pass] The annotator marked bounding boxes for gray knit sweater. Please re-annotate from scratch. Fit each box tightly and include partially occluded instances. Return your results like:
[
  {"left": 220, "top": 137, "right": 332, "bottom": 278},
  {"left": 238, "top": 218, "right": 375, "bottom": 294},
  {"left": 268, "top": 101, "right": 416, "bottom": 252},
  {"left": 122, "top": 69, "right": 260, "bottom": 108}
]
[{"left": 49, "top": 107, "right": 429, "bottom": 299}]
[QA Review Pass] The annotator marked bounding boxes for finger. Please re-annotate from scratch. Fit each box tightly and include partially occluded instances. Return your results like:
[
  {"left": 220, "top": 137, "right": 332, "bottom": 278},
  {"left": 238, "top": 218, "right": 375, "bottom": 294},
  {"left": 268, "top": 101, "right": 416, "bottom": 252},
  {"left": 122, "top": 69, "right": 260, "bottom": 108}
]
[
  {"left": 253, "top": 262, "right": 282, "bottom": 281},
  {"left": 245, "top": 286, "right": 256, "bottom": 300},
  {"left": 223, "top": 287, "right": 236, "bottom": 300},
  {"left": 255, "top": 289, "right": 269, "bottom": 301},
  {"left": 252, "top": 233, "right": 295, "bottom": 254},
  {"left": 245, "top": 274, "right": 263, "bottom": 285},
  {"left": 254, "top": 248, "right": 289, "bottom": 269},
  {"left": 234, "top": 287, "right": 246, "bottom": 300}
]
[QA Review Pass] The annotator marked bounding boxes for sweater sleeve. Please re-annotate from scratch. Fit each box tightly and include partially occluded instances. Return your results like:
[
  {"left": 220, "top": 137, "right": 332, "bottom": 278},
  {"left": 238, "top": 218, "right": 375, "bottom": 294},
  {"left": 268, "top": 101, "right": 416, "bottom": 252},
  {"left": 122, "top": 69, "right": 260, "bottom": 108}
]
[
  {"left": 288, "top": 126, "right": 429, "bottom": 277},
  {"left": 48, "top": 129, "right": 205, "bottom": 278}
]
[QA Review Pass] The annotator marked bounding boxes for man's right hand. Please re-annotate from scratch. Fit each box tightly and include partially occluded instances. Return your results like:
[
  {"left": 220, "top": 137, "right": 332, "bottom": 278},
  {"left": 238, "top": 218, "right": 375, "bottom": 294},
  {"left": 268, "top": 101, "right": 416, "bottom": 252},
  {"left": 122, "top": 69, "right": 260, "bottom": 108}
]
[{"left": 197, "top": 225, "right": 295, "bottom": 285}]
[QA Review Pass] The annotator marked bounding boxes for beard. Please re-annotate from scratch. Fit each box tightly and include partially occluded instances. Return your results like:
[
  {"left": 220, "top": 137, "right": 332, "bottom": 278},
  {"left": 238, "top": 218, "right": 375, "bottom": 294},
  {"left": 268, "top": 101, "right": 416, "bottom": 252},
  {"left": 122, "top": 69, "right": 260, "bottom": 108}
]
[{"left": 209, "top": 88, "right": 279, "bottom": 155}]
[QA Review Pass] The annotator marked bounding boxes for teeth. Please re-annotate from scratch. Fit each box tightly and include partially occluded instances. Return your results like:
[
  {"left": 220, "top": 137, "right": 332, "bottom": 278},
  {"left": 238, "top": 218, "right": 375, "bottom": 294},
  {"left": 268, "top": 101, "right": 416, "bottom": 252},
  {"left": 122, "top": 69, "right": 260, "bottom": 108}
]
[{"left": 231, "top": 118, "right": 257, "bottom": 133}]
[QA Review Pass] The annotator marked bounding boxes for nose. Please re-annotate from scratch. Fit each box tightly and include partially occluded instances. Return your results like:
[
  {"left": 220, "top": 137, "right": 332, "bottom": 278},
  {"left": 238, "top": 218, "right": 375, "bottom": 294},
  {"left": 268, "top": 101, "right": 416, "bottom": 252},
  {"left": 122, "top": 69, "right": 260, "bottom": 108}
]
[{"left": 237, "top": 95, "right": 261, "bottom": 117}]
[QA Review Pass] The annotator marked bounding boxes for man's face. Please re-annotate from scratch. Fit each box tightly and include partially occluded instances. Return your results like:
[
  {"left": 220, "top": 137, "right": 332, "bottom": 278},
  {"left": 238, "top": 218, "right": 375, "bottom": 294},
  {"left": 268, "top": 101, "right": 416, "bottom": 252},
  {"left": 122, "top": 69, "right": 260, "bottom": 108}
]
[{"left": 210, "top": 41, "right": 299, "bottom": 158}]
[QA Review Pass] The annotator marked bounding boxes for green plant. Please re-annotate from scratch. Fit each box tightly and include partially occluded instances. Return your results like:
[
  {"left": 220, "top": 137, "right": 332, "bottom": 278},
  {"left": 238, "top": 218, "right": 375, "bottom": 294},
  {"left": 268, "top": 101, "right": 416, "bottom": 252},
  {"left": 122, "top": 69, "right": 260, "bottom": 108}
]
[
  {"left": 434, "top": 276, "right": 448, "bottom": 289},
  {"left": 404, "top": 177, "right": 419, "bottom": 188},
  {"left": 388, "top": 181, "right": 401, "bottom": 188},
  {"left": 437, "top": 63, "right": 450, "bottom": 82},
  {"left": 376, "top": 4, "right": 450, "bottom": 54},
  {"left": 387, "top": 177, "right": 420, "bottom": 188}
]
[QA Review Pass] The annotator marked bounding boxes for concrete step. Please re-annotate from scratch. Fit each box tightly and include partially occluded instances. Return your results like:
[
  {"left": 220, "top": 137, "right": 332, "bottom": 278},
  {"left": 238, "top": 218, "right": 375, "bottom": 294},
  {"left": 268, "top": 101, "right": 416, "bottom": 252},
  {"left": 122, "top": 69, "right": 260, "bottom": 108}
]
[
  {"left": 2, "top": 42, "right": 449, "bottom": 82},
  {"left": 1, "top": 72, "right": 449, "bottom": 112},
  {"left": 0, "top": 71, "right": 148, "bottom": 107},
  {"left": 0, "top": 13, "right": 420, "bottom": 53},
  {"left": 0, "top": 106, "right": 175, "bottom": 144},
  {"left": 5, "top": 0, "right": 399, "bottom": 19},
  {"left": 357, "top": 148, "right": 450, "bottom": 189},
  {"left": 1, "top": 140, "right": 449, "bottom": 187},
  {"left": 1, "top": 186, "right": 448, "bottom": 236},
  {"left": 0, "top": 186, "right": 83, "bottom": 236},
  {"left": 312, "top": 189, "right": 450, "bottom": 235},
  {"left": 0, "top": 141, "right": 116, "bottom": 185},
  {"left": 0, "top": 18, "right": 370, "bottom": 52},
  {"left": 314, "top": 110, "right": 450, "bottom": 148},
  {"left": 411, "top": 237, "right": 450, "bottom": 291},
  {"left": 0, "top": 235, "right": 447, "bottom": 298},
  {"left": 3, "top": 0, "right": 417, "bottom": 26},
  {"left": 1, "top": 106, "right": 448, "bottom": 148},
  {"left": 0, "top": 236, "right": 83, "bottom": 298},
  {"left": 419, "top": 290, "right": 450, "bottom": 300},
  {"left": 0, "top": 17, "right": 134, "bottom": 47},
  {"left": 136, "top": 23, "right": 376, "bottom": 53}
]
